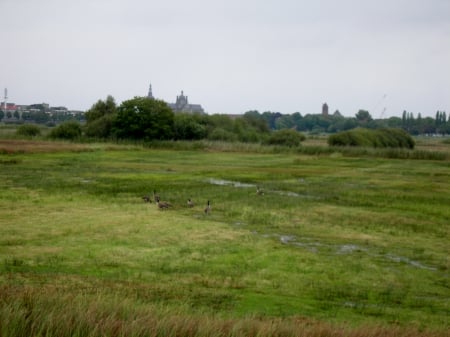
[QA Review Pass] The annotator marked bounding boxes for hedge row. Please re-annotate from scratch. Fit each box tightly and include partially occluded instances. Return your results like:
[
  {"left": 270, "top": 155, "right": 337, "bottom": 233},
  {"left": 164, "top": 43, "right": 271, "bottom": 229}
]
[{"left": 327, "top": 128, "right": 415, "bottom": 149}]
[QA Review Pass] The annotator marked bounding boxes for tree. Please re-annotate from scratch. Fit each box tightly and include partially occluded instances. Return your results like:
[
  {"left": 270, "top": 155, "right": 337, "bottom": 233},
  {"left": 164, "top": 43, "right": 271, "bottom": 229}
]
[
  {"left": 85, "top": 95, "right": 117, "bottom": 123},
  {"left": 355, "top": 109, "right": 372, "bottom": 123},
  {"left": 243, "top": 110, "right": 270, "bottom": 133},
  {"left": 113, "top": 97, "right": 174, "bottom": 140},
  {"left": 174, "top": 113, "right": 207, "bottom": 140},
  {"left": 84, "top": 96, "right": 117, "bottom": 138}
]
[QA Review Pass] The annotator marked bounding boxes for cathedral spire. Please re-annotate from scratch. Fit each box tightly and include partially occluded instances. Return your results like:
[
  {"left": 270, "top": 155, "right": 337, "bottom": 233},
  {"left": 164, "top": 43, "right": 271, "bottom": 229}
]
[{"left": 147, "top": 84, "right": 154, "bottom": 99}]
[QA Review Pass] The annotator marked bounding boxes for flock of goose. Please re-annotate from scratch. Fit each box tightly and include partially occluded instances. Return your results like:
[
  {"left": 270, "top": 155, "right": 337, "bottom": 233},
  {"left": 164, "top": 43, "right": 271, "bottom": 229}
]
[
  {"left": 142, "top": 186, "right": 264, "bottom": 214},
  {"left": 142, "top": 191, "right": 212, "bottom": 214}
]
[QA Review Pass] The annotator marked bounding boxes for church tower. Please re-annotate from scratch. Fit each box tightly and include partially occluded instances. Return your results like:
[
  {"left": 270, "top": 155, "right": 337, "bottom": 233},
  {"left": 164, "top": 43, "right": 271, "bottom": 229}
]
[
  {"left": 322, "top": 103, "right": 329, "bottom": 117},
  {"left": 147, "top": 84, "right": 154, "bottom": 99}
]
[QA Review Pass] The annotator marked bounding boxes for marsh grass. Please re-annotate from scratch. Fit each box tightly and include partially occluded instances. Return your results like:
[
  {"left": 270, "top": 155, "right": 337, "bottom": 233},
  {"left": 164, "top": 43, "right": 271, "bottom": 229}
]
[
  {"left": 0, "top": 284, "right": 445, "bottom": 337},
  {"left": 0, "top": 140, "right": 449, "bottom": 336}
]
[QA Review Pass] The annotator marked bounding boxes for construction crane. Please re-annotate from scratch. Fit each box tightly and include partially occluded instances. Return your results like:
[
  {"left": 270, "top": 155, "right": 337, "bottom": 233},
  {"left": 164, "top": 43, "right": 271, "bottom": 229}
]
[{"left": 372, "top": 94, "right": 387, "bottom": 119}]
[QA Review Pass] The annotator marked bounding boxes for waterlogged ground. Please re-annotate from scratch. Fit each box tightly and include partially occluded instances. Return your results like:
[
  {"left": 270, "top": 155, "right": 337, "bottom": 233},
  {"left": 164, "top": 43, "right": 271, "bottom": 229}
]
[
  {"left": 0, "top": 141, "right": 449, "bottom": 333},
  {"left": 208, "top": 177, "right": 443, "bottom": 272}
]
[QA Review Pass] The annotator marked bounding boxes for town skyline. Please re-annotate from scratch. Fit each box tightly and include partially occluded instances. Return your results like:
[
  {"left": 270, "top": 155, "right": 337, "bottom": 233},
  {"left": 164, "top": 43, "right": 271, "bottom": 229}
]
[
  {"left": 1, "top": 0, "right": 449, "bottom": 119},
  {"left": 1, "top": 82, "right": 447, "bottom": 120}
]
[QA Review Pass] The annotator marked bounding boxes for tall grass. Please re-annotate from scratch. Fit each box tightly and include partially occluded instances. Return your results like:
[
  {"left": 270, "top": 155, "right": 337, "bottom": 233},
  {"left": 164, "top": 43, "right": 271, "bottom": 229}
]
[{"left": 0, "top": 285, "right": 444, "bottom": 337}]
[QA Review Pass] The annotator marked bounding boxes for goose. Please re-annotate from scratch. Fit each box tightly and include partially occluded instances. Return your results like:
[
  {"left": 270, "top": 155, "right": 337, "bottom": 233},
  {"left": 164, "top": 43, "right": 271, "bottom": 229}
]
[
  {"left": 256, "top": 186, "right": 264, "bottom": 195},
  {"left": 155, "top": 195, "right": 171, "bottom": 210},
  {"left": 153, "top": 190, "right": 160, "bottom": 202},
  {"left": 204, "top": 200, "right": 211, "bottom": 214},
  {"left": 187, "top": 198, "right": 195, "bottom": 208},
  {"left": 142, "top": 195, "right": 151, "bottom": 203},
  {"left": 156, "top": 199, "right": 171, "bottom": 210}
]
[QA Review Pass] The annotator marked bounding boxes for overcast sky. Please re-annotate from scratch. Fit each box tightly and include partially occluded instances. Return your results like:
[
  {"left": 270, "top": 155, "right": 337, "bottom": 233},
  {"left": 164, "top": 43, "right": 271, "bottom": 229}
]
[{"left": 1, "top": 0, "right": 449, "bottom": 118}]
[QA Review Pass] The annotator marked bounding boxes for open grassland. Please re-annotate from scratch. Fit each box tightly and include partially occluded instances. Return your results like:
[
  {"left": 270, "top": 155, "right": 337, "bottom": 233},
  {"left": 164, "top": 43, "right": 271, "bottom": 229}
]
[{"left": 0, "top": 139, "right": 449, "bottom": 336}]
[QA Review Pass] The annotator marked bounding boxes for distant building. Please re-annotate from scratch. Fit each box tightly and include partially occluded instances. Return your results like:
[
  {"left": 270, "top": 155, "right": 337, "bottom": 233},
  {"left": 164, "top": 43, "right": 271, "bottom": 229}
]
[
  {"left": 0, "top": 102, "right": 17, "bottom": 112},
  {"left": 333, "top": 110, "right": 342, "bottom": 118},
  {"left": 168, "top": 90, "right": 205, "bottom": 114},
  {"left": 322, "top": 103, "right": 329, "bottom": 117},
  {"left": 147, "top": 84, "right": 205, "bottom": 114}
]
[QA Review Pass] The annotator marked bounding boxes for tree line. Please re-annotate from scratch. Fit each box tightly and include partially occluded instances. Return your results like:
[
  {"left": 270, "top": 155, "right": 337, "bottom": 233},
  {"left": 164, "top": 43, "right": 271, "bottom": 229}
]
[{"left": 11, "top": 95, "right": 448, "bottom": 143}]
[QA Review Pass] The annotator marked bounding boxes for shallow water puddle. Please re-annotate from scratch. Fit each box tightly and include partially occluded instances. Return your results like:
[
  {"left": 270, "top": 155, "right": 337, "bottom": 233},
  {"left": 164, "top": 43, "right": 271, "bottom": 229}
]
[
  {"left": 206, "top": 178, "right": 319, "bottom": 199},
  {"left": 252, "top": 231, "right": 437, "bottom": 271},
  {"left": 207, "top": 178, "right": 255, "bottom": 188}
]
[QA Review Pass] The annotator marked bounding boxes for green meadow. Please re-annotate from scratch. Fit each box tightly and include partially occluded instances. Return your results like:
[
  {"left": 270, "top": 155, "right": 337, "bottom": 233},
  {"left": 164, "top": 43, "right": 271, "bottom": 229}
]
[{"left": 0, "top": 138, "right": 449, "bottom": 336}]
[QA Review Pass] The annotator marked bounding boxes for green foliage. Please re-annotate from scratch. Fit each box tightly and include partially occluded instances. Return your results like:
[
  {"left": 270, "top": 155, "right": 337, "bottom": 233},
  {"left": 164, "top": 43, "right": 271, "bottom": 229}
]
[
  {"left": 355, "top": 109, "right": 372, "bottom": 122},
  {"left": 16, "top": 124, "right": 41, "bottom": 137},
  {"left": 207, "top": 128, "right": 238, "bottom": 142},
  {"left": 85, "top": 114, "right": 116, "bottom": 139},
  {"left": 85, "top": 95, "right": 117, "bottom": 123},
  {"left": 48, "top": 121, "right": 82, "bottom": 140},
  {"left": 266, "top": 129, "right": 306, "bottom": 147},
  {"left": 174, "top": 113, "right": 207, "bottom": 140},
  {"left": 84, "top": 96, "right": 117, "bottom": 138},
  {"left": 113, "top": 97, "right": 174, "bottom": 140},
  {"left": 328, "top": 128, "right": 415, "bottom": 149},
  {"left": 243, "top": 110, "right": 270, "bottom": 133}
]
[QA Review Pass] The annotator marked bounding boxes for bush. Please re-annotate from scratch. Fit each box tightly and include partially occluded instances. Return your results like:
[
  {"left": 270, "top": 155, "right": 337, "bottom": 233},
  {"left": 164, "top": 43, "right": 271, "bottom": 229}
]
[
  {"left": 48, "top": 121, "right": 82, "bottom": 140},
  {"left": 16, "top": 124, "right": 41, "bottom": 137},
  {"left": 208, "top": 128, "right": 238, "bottom": 142},
  {"left": 328, "top": 128, "right": 415, "bottom": 149},
  {"left": 84, "top": 114, "right": 115, "bottom": 138},
  {"left": 266, "top": 129, "right": 306, "bottom": 147},
  {"left": 174, "top": 114, "right": 207, "bottom": 140}
]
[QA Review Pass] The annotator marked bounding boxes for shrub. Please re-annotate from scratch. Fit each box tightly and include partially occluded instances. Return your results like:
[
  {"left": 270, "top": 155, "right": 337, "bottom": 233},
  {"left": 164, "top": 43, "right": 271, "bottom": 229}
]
[
  {"left": 48, "top": 121, "right": 82, "bottom": 140},
  {"left": 266, "top": 129, "right": 306, "bottom": 147},
  {"left": 84, "top": 114, "right": 115, "bottom": 139},
  {"left": 174, "top": 114, "right": 207, "bottom": 140},
  {"left": 208, "top": 128, "right": 238, "bottom": 142},
  {"left": 16, "top": 124, "right": 41, "bottom": 137},
  {"left": 328, "top": 128, "right": 415, "bottom": 149}
]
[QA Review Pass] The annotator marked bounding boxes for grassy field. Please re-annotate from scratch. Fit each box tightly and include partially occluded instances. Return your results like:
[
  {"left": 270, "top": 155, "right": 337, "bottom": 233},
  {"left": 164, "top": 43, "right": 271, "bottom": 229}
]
[{"left": 0, "top": 137, "right": 449, "bottom": 336}]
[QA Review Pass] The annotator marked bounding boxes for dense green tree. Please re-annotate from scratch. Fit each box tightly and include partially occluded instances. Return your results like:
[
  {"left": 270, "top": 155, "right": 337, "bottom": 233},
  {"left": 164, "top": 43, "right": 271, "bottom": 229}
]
[
  {"left": 84, "top": 95, "right": 117, "bottom": 138},
  {"left": 85, "top": 95, "right": 117, "bottom": 123},
  {"left": 355, "top": 109, "right": 372, "bottom": 123},
  {"left": 113, "top": 97, "right": 174, "bottom": 140},
  {"left": 261, "top": 111, "right": 282, "bottom": 129},
  {"left": 275, "top": 115, "right": 297, "bottom": 129},
  {"left": 174, "top": 113, "right": 207, "bottom": 140},
  {"left": 243, "top": 110, "right": 270, "bottom": 133}
]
